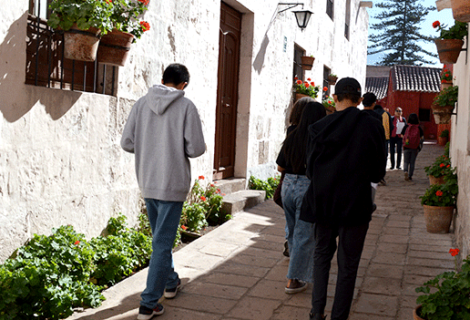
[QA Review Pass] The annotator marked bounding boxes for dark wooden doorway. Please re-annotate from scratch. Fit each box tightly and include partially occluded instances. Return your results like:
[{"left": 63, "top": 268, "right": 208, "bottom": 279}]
[{"left": 214, "top": 3, "right": 241, "bottom": 180}]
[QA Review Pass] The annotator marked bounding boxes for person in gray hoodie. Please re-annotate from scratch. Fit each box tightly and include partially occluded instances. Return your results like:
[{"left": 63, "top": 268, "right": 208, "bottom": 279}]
[{"left": 121, "top": 63, "right": 206, "bottom": 319}]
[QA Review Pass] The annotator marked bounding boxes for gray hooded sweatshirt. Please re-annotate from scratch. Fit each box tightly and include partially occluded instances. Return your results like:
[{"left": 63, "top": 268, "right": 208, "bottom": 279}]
[{"left": 121, "top": 84, "right": 206, "bottom": 202}]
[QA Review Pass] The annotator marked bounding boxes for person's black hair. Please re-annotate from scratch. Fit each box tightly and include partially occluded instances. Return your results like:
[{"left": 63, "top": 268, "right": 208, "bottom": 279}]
[
  {"left": 283, "top": 102, "right": 327, "bottom": 173},
  {"left": 408, "top": 113, "right": 420, "bottom": 125},
  {"left": 336, "top": 89, "right": 361, "bottom": 104},
  {"left": 162, "top": 63, "right": 190, "bottom": 88},
  {"left": 289, "top": 97, "right": 314, "bottom": 125},
  {"left": 362, "top": 92, "right": 377, "bottom": 107},
  {"left": 374, "top": 104, "right": 384, "bottom": 111}
]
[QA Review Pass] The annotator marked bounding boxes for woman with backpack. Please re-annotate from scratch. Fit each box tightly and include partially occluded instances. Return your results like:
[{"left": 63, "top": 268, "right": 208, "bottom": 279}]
[
  {"left": 276, "top": 101, "right": 326, "bottom": 293},
  {"left": 402, "top": 113, "right": 424, "bottom": 181}
]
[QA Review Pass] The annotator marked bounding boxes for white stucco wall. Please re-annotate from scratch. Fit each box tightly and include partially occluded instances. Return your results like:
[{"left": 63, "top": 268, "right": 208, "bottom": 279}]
[
  {"left": 451, "top": 34, "right": 470, "bottom": 260},
  {"left": 0, "top": 0, "right": 370, "bottom": 262}
]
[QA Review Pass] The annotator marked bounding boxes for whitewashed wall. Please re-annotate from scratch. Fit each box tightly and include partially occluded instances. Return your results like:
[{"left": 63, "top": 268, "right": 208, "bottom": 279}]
[
  {"left": 451, "top": 33, "right": 470, "bottom": 261},
  {"left": 0, "top": 0, "right": 370, "bottom": 262}
]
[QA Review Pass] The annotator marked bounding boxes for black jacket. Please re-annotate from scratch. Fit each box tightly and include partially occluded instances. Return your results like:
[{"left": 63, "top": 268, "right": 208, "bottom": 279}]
[{"left": 300, "top": 107, "right": 386, "bottom": 227}]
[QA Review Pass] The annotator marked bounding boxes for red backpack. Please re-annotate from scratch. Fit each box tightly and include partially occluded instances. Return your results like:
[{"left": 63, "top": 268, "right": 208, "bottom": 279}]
[{"left": 403, "top": 124, "right": 420, "bottom": 149}]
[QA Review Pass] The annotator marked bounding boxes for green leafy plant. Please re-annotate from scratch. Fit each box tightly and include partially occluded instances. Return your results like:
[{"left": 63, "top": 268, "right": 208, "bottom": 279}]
[
  {"left": 424, "top": 155, "right": 452, "bottom": 178},
  {"left": 109, "top": 0, "right": 150, "bottom": 39},
  {"left": 440, "top": 129, "right": 449, "bottom": 138},
  {"left": 434, "top": 85, "right": 458, "bottom": 107},
  {"left": 329, "top": 73, "right": 337, "bottom": 77},
  {"left": 420, "top": 173, "right": 458, "bottom": 207},
  {"left": 415, "top": 249, "right": 470, "bottom": 319},
  {"left": 48, "top": 0, "right": 114, "bottom": 33},
  {"left": 322, "top": 96, "right": 336, "bottom": 109},
  {"left": 294, "top": 78, "right": 320, "bottom": 99},
  {"left": 249, "top": 175, "right": 280, "bottom": 199},
  {"left": 441, "top": 69, "right": 452, "bottom": 82},
  {"left": 433, "top": 20, "right": 468, "bottom": 40}
]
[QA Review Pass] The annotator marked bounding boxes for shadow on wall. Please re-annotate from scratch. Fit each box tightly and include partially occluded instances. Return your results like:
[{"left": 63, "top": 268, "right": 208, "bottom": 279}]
[{"left": 0, "top": 11, "right": 81, "bottom": 123}]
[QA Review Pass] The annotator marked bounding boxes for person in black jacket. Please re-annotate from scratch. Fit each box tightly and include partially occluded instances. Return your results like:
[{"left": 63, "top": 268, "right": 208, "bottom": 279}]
[{"left": 300, "top": 78, "right": 386, "bottom": 320}]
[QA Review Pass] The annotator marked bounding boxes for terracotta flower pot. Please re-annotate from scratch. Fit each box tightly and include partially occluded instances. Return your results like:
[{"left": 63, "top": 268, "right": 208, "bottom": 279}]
[
  {"left": 97, "top": 29, "right": 135, "bottom": 67},
  {"left": 301, "top": 56, "right": 315, "bottom": 70},
  {"left": 63, "top": 25, "right": 101, "bottom": 61},
  {"left": 451, "top": 0, "right": 470, "bottom": 23},
  {"left": 431, "top": 104, "right": 454, "bottom": 124},
  {"left": 423, "top": 205, "right": 454, "bottom": 233},
  {"left": 325, "top": 106, "right": 335, "bottom": 115},
  {"left": 328, "top": 75, "right": 338, "bottom": 85},
  {"left": 434, "top": 39, "right": 464, "bottom": 64},
  {"left": 438, "top": 136, "right": 449, "bottom": 146},
  {"left": 295, "top": 92, "right": 311, "bottom": 102},
  {"left": 440, "top": 82, "right": 453, "bottom": 90},
  {"left": 429, "top": 175, "right": 446, "bottom": 185},
  {"left": 413, "top": 305, "right": 425, "bottom": 320}
]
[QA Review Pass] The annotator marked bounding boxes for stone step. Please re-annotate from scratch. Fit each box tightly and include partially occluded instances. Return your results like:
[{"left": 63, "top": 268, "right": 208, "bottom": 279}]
[
  {"left": 214, "top": 177, "right": 246, "bottom": 195},
  {"left": 221, "top": 190, "right": 266, "bottom": 216}
]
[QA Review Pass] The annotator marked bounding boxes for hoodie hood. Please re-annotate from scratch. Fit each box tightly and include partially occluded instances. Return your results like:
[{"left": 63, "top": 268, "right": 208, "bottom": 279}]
[
  {"left": 310, "top": 107, "right": 364, "bottom": 145},
  {"left": 146, "top": 84, "right": 185, "bottom": 115}
]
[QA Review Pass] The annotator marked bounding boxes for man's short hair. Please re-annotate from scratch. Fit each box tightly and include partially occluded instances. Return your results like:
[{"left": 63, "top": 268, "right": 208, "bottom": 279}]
[
  {"left": 335, "top": 77, "right": 362, "bottom": 103},
  {"left": 162, "top": 63, "right": 190, "bottom": 87},
  {"left": 374, "top": 104, "right": 384, "bottom": 111},
  {"left": 362, "top": 92, "right": 377, "bottom": 107}
]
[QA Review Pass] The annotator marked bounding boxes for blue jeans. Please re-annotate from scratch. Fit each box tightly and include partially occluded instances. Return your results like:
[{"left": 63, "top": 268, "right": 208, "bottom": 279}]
[
  {"left": 281, "top": 174, "right": 315, "bottom": 282},
  {"left": 403, "top": 148, "right": 419, "bottom": 178},
  {"left": 141, "top": 199, "right": 182, "bottom": 309}
]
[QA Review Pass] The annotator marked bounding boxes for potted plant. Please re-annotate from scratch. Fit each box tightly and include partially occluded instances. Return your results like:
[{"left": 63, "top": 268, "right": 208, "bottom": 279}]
[
  {"left": 440, "top": 69, "right": 453, "bottom": 90},
  {"left": 419, "top": 173, "right": 458, "bottom": 233},
  {"left": 438, "top": 129, "right": 449, "bottom": 146},
  {"left": 432, "top": 20, "right": 468, "bottom": 64},
  {"left": 424, "top": 154, "right": 453, "bottom": 185},
  {"left": 451, "top": 0, "right": 470, "bottom": 23},
  {"left": 293, "top": 78, "right": 319, "bottom": 101},
  {"left": 97, "top": 0, "right": 151, "bottom": 66},
  {"left": 432, "top": 85, "right": 458, "bottom": 124},
  {"left": 414, "top": 249, "right": 470, "bottom": 319},
  {"left": 48, "top": 0, "right": 114, "bottom": 61},
  {"left": 327, "top": 73, "right": 338, "bottom": 85},
  {"left": 301, "top": 55, "right": 315, "bottom": 70},
  {"left": 322, "top": 95, "right": 335, "bottom": 114}
]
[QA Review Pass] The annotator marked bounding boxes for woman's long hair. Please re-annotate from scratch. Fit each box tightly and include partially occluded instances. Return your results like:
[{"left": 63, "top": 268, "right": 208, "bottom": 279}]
[
  {"left": 289, "top": 97, "right": 313, "bottom": 125},
  {"left": 408, "top": 113, "right": 419, "bottom": 125},
  {"left": 283, "top": 101, "right": 326, "bottom": 173}
]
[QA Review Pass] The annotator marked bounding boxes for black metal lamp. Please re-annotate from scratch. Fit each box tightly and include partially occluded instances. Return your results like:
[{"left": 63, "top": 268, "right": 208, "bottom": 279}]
[{"left": 293, "top": 10, "right": 313, "bottom": 29}]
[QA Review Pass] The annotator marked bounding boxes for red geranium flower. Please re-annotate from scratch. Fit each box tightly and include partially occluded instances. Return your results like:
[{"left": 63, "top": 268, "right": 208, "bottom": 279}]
[
  {"left": 432, "top": 21, "right": 440, "bottom": 28},
  {"left": 294, "top": 76, "right": 298, "bottom": 80},
  {"left": 140, "top": 21, "right": 151, "bottom": 31},
  {"left": 449, "top": 248, "right": 460, "bottom": 257},
  {"left": 198, "top": 175, "right": 205, "bottom": 180},
  {"left": 307, "top": 78, "right": 312, "bottom": 81},
  {"left": 210, "top": 183, "right": 215, "bottom": 187},
  {"left": 74, "top": 240, "right": 80, "bottom": 245},
  {"left": 436, "top": 190, "right": 443, "bottom": 197},
  {"left": 181, "top": 225, "right": 187, "bottom": 230},
  {"left": 440, "top": 163, "right": 445, "bottom": 168},
  {"left": 323, "top": 86, "right": 328, "bottom": 92},
  {"left": 296, "top": 80, "right": 302, "bottom": 85},
  {"left": 216, "top": 188, "right": 221, "bottom": 193},
  {"left": 447, "top": 164, "right": 450, "bottom": 168},
  {"left": 138, "top": 0, "right": 149, "bottom": 4},
  {"left": 305, "top": 82, "right": 310, "bottom": 88},
  {"left": 310, "top": 81, "right": 315, "bottom": 86},
  {"left": 105, "top": 0, "right": 112, "bottom": 3},
  {"left": 200, "top": 196, "right": 206, "bottom": 201}
]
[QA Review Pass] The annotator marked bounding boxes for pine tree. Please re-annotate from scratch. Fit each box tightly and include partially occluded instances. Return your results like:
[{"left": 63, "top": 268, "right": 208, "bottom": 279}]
[{"left": 368, "top": 0, "right": 437, "bottom": 66}]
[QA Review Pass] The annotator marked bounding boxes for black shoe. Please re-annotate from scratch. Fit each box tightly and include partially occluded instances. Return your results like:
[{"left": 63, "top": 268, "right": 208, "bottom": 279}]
[
  {"left": 379, "top": 179, "right": 387, "bottom": 186},
  {"left": 283, "top": 240, "right": 289, "bottom": 257},
  {"left": 397, "top": 167, "right": 402, "bottom": 170},
  {"left": 372, "top": 203, "right": 377, "bottom": 213},
  {"left": 390, "top": 167, "right": 394, "bottom": 170},
  {"left": 309, "top": 313, "right": 327, "bottom": 320},
  {"left": 137, "top": 304, "right": 164, "bottom": 320},
  {"left": 164, "top": 279, "right": 181, "bottom": 299}
]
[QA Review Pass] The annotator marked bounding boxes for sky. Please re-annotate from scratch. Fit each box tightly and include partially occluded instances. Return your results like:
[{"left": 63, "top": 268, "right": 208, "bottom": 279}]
[{"left": 367, "top": 0, "right": 456, "bottom": 67}]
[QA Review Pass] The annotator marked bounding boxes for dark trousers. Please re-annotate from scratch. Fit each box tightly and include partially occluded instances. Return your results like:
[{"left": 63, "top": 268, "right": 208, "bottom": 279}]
[
  {"left": 389, "top": 136, "right": 403, "bottom": 169},
  {"left": 311, "top": 223, "right": 369, "bottom": 320},
  {"left": 404, "top": 148, "right": 419, "bottom": 178}
]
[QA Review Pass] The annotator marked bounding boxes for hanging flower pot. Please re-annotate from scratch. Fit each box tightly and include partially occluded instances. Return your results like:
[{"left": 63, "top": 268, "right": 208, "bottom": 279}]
[
  {"left": 63, "top": 25, "right": 101, "bottom": 61},
  {"left": 327, "top": 75, "right": 338, "bottom": 85},
  {"left": 431, "top": 104, "right": 454, "bottom": 124},
  {"left": 451, "top": 0, "right": 470, "bottom": 23},
  {"left": 295, "top": 92, "right": 310, "bottom": 101},
  {"left": 301, "top": 56, "right": 315, "bottom": 70},
  {"left": 434, "top": 39, "right": 464, "bottom": 64},
  {"left": 97, "top": 29, "right": 135, "bottom": 67},
  {"left": 440, "top": 82, "right": 453, "bottom": 90},
  {"left": 423, "top": 205, "right": 454, "bottom": 233}
]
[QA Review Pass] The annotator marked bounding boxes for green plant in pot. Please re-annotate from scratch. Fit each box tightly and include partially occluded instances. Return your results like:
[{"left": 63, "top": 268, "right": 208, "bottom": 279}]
[
  {"left": 294, "top": 78, "right": 320, "bottom": 99},
  {"left": 322, "top": 96, "right": 336, "bottom": 114},
  {"left": 415, "top": 249, "right": 470, "bottom": 319},
  {"left": 424, "top": 154, "right": 453, "bottom": 184},
  {"left": 432, "top": 85, "right": 458, "bottom": 124},
  {"left": 433, "top": 20, "right": 468, "bottom": 64}
]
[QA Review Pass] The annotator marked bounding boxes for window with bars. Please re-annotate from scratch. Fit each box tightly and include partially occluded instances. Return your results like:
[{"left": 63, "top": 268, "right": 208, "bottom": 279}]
[
  {"left": 293, "top": 44, "right": 306, "bottom": 81},
  {"left": 345, "top": 0, "right": 350, "bottom": 40},
  {"left": 26, "top": 0, "right": 117, "bottom": 95},
  {"left": 326, "top": 0, "right": 334, "bottom": 20},
  {"left": 323, "top": 66, "right": 331, "bottom": 100}
]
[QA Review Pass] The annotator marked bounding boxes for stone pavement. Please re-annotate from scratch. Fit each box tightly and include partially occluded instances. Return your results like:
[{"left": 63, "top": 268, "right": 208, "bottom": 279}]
[{"left": 68, "top": 142, "right": 455, "bottom": 320}]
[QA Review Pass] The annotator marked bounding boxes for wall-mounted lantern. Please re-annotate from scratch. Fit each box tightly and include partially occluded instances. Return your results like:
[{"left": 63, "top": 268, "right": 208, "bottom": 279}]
[{"left": 278, "top": 3, "right": 313, "bottom": 30}]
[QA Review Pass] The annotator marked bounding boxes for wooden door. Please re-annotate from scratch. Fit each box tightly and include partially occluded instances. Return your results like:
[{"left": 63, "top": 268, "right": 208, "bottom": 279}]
[{"left": 214, "top": 3, "right": 241, "bottom": 180}]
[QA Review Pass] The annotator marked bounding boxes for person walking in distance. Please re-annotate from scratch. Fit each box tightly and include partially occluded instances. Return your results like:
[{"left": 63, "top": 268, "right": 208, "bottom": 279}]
[
  {"left": 402, "top": 113, "right": 424, "bottom": 181},
  {"left": 300, "top": 78, "right": 386, "bottom": 320},
  {"left": 121, "top": 64, "right": 206, "bottom": 319},
  {"left": 374, "top": 104, "right": 393, "bottom": 185},
  {"left": 277, "top": 101, "right": 326, "bottom": 294},
  {"left": 390, "top": 107, "right": 407, "bottom": 170}
]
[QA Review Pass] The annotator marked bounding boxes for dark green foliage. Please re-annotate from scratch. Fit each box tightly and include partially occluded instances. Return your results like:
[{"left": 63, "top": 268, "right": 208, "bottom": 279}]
[
  {"left": 434, "top": 86, "right": 458, "bottom": 107},
  {"left": 368, "top": 0, "right": 437, "bottom": 65},
  {"left": 248, "top": 176, "right": 280, "bottom": 199}
]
